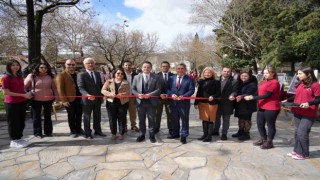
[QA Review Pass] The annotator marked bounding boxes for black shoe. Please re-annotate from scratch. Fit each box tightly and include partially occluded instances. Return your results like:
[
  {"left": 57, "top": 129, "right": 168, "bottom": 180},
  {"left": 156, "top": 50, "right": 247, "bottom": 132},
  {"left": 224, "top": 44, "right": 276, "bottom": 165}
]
[
  {"left": 85, "top": 134, "right": 93, "bottom": 139},
  {"left": 150, "top": 136, "right": 156, "bottom": 143},
  {"left": 203, "top": 135, "right": 212, "bottom": 142},
  {"left": 212, "top": 131, "right": 220, "bottom": 136},
  {"left": 70, "top": 133, "right": 78, "bottom": 138},
  {"left": 154, "top": 128, "right": 160, "bottom": 134},
  {"left": 180, "top": 137, "right": 187, "bottom": 144},
  {"left": 34, "top": 134, "right": 43, "bottom": 138},
  {"left": 232, "top": 130, "right": 243, "bottom": 138},
  {"left": 136, "top": 135, "right": 145, "bottom": 142},
  {"left": 221, "top": 134, "right": 227, "bottom": 141},
  {"left": 197, "top": 134, "right": 207, "bottom": 141},
  {"left": 94, "top": 132, "right": 107, "bottom": 137},
  {"left": 167, "top": 135, "right": 180, "bottom": 139},
  {"left": 79, "top": 129, "right": 86, "bottom": 135},
  {"left": 238, "top": 133, "right": 250, "bottom": 141}
]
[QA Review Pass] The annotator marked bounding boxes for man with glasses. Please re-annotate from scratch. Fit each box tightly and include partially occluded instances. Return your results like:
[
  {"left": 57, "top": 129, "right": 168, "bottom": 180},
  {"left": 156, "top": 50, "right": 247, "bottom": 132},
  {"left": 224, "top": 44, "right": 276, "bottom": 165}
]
[
  {"left": 56, "top": 59, "right": 83, "bottom": 138},
  {"left": 122, "top": 60, "right": 139, "bottom": 132},
  {"left": 77, "top": 58, "right": 106, "bottom": 139},
  {"left": 167, "top": 63, "right": 195, "bottom": 144},
  {"left": 155, "top": 61, "right": 174, "bottom": 134}
]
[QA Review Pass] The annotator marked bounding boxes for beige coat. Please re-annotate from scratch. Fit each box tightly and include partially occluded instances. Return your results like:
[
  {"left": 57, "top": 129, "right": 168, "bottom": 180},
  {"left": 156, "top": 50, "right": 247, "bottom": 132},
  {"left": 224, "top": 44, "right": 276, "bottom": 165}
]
[{"left": 101, "top": 79, "right": 130, "bottom": 105}]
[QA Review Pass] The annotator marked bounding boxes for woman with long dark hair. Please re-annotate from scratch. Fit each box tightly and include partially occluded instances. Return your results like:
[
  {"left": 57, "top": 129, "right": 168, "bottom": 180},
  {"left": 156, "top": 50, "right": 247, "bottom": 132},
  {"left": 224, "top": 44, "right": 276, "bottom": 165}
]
[
  {"left": 284, "top": 67, "right": 320, "bottom": 160},
  {"left": 233, "top": 68, "right": 258, "bottom": 141},
  {"left": 194, "top": 67, "right": 220, "bottom": 142},
  {"left": 244, "top": 67, "right": 280, "bottom": 149},
  {"left": 101, "top": 68, "right": 130, "bottom": 140},
  {"left": 24, "top": 62, "right": 59, "bottom": 138},
  {"left": 2, "top": 59, "right": 33, "bottom": 148}
]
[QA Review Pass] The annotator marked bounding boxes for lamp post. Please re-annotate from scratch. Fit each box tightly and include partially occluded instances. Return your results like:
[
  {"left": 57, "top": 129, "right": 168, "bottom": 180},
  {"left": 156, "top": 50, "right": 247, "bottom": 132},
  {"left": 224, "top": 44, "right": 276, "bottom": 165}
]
[{"left": 122, "top": 20, "right": 129, "bottom": 47}]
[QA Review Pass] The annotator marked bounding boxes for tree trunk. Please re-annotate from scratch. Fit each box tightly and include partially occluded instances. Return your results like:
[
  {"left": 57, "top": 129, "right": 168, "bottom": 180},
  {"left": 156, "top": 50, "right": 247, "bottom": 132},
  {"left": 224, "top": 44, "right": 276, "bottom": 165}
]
[
  {"left": 34, "top": 10, "right": 44, "bottom": 64},
  {"left": 26, "top": 0, "right": 35, "bottom": 64},
  {"left": 291, "top": 61, "right": 295, "bottom": 72}
]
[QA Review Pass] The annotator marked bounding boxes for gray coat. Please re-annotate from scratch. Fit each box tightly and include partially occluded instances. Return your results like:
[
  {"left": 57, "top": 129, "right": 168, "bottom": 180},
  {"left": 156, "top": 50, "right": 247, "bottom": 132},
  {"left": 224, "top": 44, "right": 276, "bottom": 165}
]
[
  {"left": 218, "top": 76, "right": 239, "bottom": 115},
  {"left": 132, "top": 73, "right": 161, "bottom": 106}
]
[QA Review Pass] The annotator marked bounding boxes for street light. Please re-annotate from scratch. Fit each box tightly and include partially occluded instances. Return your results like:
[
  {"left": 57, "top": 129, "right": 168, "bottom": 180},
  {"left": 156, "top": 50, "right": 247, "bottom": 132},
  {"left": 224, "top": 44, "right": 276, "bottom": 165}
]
[{"left": 122, "top": 20, "right": 129, "bottom": 50}]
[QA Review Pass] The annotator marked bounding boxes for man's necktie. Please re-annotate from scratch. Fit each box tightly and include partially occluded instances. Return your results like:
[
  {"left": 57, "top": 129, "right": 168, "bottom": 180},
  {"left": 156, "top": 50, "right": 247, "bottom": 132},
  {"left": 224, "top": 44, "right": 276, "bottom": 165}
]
[
  {"left": 144, "top": 75, "right": 149, "bottom": 92},
  {"left": 177, "top": 76, "right": 181, "bottom": 89},
  {"left": 164, "top": 73, "right": 168, "bottom": 82},
  {"left": 90, "top": 72, "right": 95, "bottom": 84}
]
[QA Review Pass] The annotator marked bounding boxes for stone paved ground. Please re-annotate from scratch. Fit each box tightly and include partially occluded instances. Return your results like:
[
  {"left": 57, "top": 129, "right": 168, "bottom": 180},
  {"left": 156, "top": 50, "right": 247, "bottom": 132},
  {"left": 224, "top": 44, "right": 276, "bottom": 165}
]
[{"left": 0, "top": 105, "right": 319, "bottom": 180}]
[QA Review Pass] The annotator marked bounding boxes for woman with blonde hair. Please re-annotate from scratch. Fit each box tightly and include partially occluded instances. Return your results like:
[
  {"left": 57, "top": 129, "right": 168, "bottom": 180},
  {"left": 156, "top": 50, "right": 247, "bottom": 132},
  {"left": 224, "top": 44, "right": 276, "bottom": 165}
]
[{"left": 194, "top": 67, "right": 220, "bottom": 142}]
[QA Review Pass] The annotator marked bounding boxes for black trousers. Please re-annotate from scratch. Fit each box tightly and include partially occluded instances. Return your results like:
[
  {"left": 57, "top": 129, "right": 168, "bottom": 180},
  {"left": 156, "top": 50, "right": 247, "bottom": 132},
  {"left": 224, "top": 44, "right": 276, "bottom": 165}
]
[
  {"left": 65, "top": 99, "right": 83, "bottom": 134},
  {"left": 155, "top": 99, "right": 172, "bottom": 131},
  {"left": 256, "top": 109, "right": 280, "bottom": 140},
  {"left": 106, "top": 101, "right": 128, "bottom": 135},
  {"left": 31, "top": 100, "right": 54, "bottom": 136},
  {"left": 5, "top": 101, "right": 27, "bottom": 140},
  {"left": 82, "top": 102, "right": 102, "bottom": 136},
  {"left": 137, "top": 100, "right": 156, "bottom": 136}
]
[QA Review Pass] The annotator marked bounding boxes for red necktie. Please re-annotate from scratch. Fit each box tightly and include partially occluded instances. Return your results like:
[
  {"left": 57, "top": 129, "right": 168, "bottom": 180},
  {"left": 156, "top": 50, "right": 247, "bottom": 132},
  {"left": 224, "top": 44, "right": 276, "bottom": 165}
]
[{"left": 177, "top": 76, "right": 181, "bottom": 89}]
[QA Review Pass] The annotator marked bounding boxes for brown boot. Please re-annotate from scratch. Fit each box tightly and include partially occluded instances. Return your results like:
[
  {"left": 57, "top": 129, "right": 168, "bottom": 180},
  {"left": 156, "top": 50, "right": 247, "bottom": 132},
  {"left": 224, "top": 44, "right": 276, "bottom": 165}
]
[
  {"left": 260, "top": 140, "right": 274, "bottom": 149},
  {"left": 253, "top": 138, "right": 266, "bottom": 146}
]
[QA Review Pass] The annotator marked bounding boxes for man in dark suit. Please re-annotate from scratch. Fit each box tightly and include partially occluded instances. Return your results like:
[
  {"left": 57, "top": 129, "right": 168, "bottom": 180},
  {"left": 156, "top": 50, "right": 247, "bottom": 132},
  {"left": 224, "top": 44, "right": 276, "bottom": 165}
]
[
  {"left": 212, "top": 66, "right": 238, "bottom": 140},
  {"left": 167, "top": 63, "right": 195, "bottom": 144},
  {"left": 132, "top": 61, "right": 161, "bottom": 143},
  {"left": 77, "top": 58, "right": 106, "bottom": 139},
  {"left": 123, "top": 60, "right": 139, "bottom": 132},
  {"left": 155, "top": 61, "right": 174, "bottom": 134}
]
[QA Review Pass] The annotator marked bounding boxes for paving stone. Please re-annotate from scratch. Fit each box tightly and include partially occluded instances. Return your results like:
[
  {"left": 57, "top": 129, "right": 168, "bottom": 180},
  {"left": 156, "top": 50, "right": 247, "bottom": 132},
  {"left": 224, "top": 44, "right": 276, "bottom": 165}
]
[
  {"left": 39, "top": 146, "right": 80, "bottom": 165},
  {"left": 96, "top": 170, "right": 130, "bottom": 180},
  {"left": 0, "top": 165, "right": 19, "bottom": 179},
  {"left": 189, "top": 167, "right": 223, "bottom": 180},
  {"left": 106, "top": 151, "right": 143, "bottom": 162},
  {"left": 0, "top": 159, "right": 16, "bottom": 168},
  {"left": 61, "top": 168, "right": 96, "bottom": 180},
  {"left": 97, "top": 161, "right": 146, "bottom": 170},
  {"left": 43, "top": 162, "right": 74, "bottom": 178},
  {"left": 149, "top": 157, "right": 178, "bottom": 175},
  {"left": 123, "top": 169, "right": 159, "bottom": 180},
  {"left": 0, "top": 150, "right": 25, "bottom": 161},
  {"left": 79, "top": 145, "right": 107, "bottom": 156},
  {"left": 16, "top": 154, "right": 39, "bottom": 163},
  {"left": 174, "top": 156, "right": 206, "bottom": 169},
  {"left": 68, "top": 155, "right": 105, "bottom": 170},
  {"left": 18, "top": 161, "right": 44, "bottom": 179}
]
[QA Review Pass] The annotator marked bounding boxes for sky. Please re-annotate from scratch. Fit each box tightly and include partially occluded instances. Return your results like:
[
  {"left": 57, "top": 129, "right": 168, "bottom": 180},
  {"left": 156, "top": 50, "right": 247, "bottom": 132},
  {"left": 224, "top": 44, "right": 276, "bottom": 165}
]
[{"left": 91, "top": 0, "right": 210, "bottom": 48}]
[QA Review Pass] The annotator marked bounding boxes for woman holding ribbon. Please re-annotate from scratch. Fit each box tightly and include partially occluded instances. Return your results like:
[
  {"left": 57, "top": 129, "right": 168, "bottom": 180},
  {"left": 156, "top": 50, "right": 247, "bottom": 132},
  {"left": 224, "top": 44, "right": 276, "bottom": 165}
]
[
  {"left": 101, "top": 68, "right": 130, "bottom": 140},
  {"left": 244, "top": 67, "right": 280, "bottom": 149},
  {"left": 24, "top": 62, "right": 59, "bottom": 138},
  {"left": 233, "top": 68, "right": 258, "bottom": 141},
  {"left": 194, "top": 67, "right": 220, "bottom": 142},
  {"left": 284, "top": 67, "right": 320, "bottom": 160}
]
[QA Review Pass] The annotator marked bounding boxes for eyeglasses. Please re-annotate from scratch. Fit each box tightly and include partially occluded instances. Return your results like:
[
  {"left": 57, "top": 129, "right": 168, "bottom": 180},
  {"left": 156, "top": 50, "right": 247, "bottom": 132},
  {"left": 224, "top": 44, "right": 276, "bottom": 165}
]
[
  {"left": 85, "top": 62, "right": 94, "bottom": 65},
  {"left": 39, "top": 67, "right": 48, "bottom": 69},
  {"left": 116, "top": 72, "right": 124, "bottom": 75},
  {"left": 67, "top": 64, "right": 76, "bottom": 66}
]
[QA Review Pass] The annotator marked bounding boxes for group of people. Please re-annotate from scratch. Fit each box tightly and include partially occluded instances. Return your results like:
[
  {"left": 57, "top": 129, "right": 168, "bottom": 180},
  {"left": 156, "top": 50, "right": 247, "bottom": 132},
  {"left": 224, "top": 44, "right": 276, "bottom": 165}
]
[{"left": 2, "top": 58, "right": 320, "bottom": 160}]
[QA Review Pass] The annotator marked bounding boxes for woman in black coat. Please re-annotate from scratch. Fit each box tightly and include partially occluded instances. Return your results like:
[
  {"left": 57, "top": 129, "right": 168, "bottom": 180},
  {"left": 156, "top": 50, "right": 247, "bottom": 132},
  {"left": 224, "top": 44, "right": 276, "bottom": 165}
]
[
  {"left": 233, "top": 68, "right": 258, "bottom": 140},
  {"left": 194, "top": 67, "right": 220, "bottom": 142}
]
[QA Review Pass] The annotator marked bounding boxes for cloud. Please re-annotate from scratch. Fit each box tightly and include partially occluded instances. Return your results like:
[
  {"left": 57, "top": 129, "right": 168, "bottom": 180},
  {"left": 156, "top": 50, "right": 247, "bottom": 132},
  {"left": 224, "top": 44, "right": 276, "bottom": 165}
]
[{"left": 122, "top": 0, "right": 205, "bottom": 48}]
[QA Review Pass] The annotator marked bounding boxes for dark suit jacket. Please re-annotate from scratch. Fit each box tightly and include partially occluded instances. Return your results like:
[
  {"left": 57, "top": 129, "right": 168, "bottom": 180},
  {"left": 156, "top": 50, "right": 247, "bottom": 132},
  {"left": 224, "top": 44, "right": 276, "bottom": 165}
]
[
  {"left": 167, "top": 74, "right": 195, "bottom": 102},
  {"left": 132, "top": 73, "right": 161, "bottom": 106},
  {"left": 219, "top": 76, "right": 239, "bottom": 115},
  {"left": 157, "top": 72, "right": 174, "bottom": 94},
  {"left": 77, "top": 71, "right": 103, "bottom": 105}
]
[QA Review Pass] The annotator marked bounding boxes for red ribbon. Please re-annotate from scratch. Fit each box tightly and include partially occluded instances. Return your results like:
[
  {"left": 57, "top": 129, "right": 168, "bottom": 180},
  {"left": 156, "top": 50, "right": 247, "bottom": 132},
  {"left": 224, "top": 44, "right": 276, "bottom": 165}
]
[{"left": 44, "top": 95, "right": 216, "bottom": 100}]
